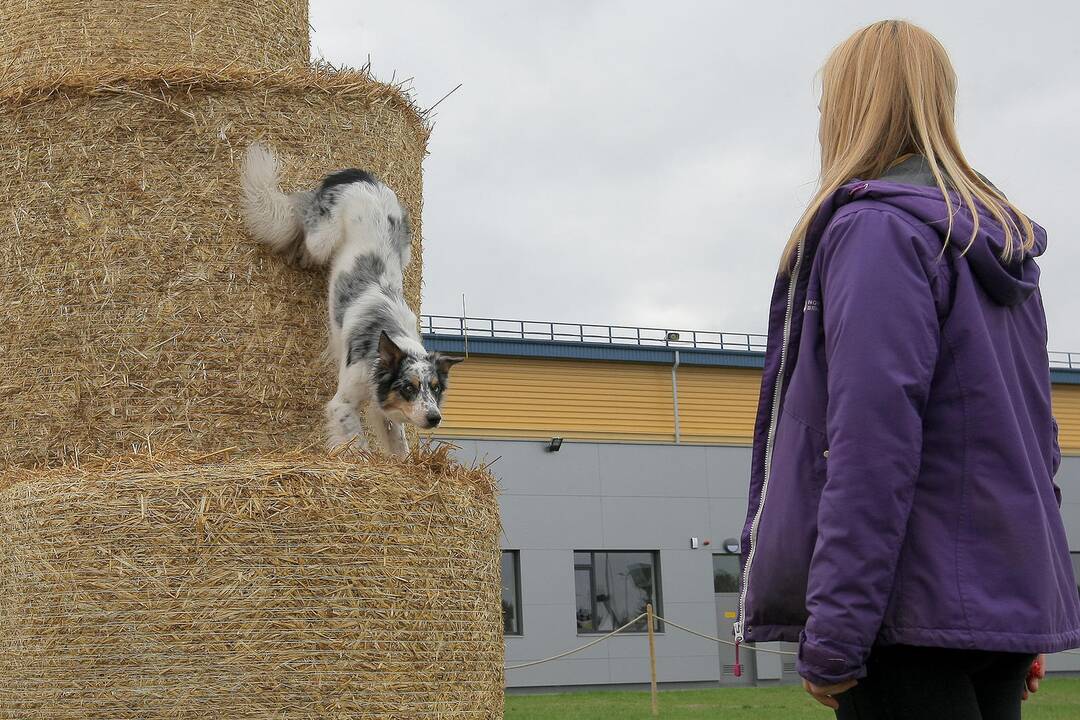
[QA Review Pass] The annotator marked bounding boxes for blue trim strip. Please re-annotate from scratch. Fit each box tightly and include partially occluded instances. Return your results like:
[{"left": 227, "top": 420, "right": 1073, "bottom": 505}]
[
  {"left": 425, "top": 334, "right": 1080, "bottom": 382},
  {"left": 1052, "top": 369, "right": 1080, "bottom": 385},
  {"left": 423, "top": 335, "right": 765, "bottom": 369}
]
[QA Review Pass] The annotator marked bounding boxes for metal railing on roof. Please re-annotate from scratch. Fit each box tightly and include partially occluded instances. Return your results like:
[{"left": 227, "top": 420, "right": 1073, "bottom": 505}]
[
  {"left": 1049, "top": 351, "right": 1080, "bottom": 371},
  {"left": 421, "top": 315, "right": 1080, "bottom": 370},
  {"left": 420, "top": 315, "right": 767, "bottom": 353}
]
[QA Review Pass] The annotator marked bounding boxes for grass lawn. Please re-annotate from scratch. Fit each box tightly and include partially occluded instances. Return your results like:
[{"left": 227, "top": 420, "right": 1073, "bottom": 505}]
[{"left": 505, "top": 678, "right": 1080, "bottom": 719}]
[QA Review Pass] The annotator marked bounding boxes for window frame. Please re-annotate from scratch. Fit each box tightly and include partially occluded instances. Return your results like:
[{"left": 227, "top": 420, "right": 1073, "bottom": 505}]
[
  {"left": 501, "top": 550, "right": 524, "bottom": 636},
  {"left": 573, "top": 549, "right": 663, "bottom": 635}
]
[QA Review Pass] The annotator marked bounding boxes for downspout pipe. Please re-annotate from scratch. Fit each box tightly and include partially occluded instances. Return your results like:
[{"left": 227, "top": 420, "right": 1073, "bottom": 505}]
[{"left": 672, "top": 350, "right": 681, "bottom": 444}]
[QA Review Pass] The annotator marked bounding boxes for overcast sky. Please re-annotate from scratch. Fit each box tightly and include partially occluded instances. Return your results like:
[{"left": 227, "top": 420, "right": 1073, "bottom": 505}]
[{"left": 310, "top": 1, "right": 1080, "bottom": 351}]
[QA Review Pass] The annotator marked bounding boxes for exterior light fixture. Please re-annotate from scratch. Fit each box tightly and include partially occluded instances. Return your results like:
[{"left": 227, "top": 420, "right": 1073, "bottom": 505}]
[
  {"left": 666, "top": 331, "right": 681, "bottom": 342},
  {"left": 723, "top": 538, "right": 740, "bottom": 555},
  {"left": 547, "top": 437, "right": 563, "bottom": 452}
]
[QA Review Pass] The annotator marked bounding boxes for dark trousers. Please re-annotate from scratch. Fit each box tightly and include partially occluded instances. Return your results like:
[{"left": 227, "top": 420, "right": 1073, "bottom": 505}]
[{"left": 835, "top": 645, "right": 1036, "bottom": 720}]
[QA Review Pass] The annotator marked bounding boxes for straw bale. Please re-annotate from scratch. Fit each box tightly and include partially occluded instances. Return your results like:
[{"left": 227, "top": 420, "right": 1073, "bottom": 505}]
[
  {"left": 0, "top": 0, "right": 310, "bottom": 84},
  {"left": 0, "top": 65, "right": 430, "bottom": 466},
  {"left": 0, "top": 445, "right": 503, "bottom": 718}
]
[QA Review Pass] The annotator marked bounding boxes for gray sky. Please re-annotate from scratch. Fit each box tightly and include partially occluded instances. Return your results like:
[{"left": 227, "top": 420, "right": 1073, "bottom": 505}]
[{"left": 310, "top": 1, "right": 1080, "bottom": 351}]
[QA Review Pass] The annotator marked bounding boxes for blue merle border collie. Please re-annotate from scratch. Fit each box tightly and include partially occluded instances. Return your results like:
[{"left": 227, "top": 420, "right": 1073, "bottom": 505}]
[{"left": 240, "top": 143, "right": 462, "bottom": 455}]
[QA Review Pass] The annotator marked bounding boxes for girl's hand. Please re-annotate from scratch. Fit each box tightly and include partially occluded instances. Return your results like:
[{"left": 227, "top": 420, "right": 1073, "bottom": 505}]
[
  {"left": 1023, "top": 655, "right": 1045, "bottom": 701},
  {"left": 803, "top": 678, "right": 858, "bottom": 710}
]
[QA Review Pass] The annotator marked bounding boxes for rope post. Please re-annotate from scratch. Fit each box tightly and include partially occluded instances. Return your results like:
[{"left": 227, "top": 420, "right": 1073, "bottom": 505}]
[{"left": 647, "top": 603, "right": 658, "bottom": 717}]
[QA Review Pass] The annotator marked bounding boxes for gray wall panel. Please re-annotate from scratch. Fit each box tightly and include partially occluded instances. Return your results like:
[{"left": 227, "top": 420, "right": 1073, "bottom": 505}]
[
  {"left": 499, "top": 493, "right": 604, "bottom": 550},
  {"left": 705, "top": 445, "right": 753, "bottom": 499},
  {"left": 446, "top": 438, "right": 750, "bottom": 689},
  {"left": 443, "top": 438, "right": 1080, "bottom": 689},
  {"left": 598, "top": 443, "right": 709, "bottom": 497},
  {"left": 497, "top": 440, "right": 603, "bottom": 497}
]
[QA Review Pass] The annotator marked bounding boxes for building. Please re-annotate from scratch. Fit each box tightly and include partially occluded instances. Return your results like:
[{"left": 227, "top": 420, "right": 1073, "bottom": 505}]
[{"left": 422, "top": 315, "right": 1080, "bottom": 690}]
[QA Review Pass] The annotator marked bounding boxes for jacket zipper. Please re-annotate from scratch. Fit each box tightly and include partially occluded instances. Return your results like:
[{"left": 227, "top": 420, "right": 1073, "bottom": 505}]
[{"left": 734, "top": 235, "right": 806, "bottom": 645}]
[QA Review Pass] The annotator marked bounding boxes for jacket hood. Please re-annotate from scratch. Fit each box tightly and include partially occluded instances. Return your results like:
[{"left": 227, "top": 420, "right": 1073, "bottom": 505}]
[{"left": 846, "top": 155, "right": 1047, "bottom": 307}]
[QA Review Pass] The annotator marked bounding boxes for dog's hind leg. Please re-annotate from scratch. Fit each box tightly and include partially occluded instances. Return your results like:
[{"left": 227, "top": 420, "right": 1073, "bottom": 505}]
[
  {"left": 368, "top": 401, "right": 409, "bottom": 457},
  {"left": 303, "top": 220, "right": 341, "bottom": 267}
]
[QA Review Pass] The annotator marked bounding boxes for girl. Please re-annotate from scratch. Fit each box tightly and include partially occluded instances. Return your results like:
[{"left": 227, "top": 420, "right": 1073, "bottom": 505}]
[{"left": 735, "top": 20, "right": 1080, "bottom": 719}]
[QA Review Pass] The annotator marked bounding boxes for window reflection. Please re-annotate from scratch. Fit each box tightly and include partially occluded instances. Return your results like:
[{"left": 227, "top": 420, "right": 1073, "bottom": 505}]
[
  {"left": 501, "top": 551, "right": 522, "bottom": 635},
  {"left": 574, "top": 551, "right": 661, "bottom": 634}
]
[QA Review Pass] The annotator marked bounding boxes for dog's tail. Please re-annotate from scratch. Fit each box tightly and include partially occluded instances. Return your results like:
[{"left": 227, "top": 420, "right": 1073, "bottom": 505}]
[{"left": 241, "top": 143, "right": 303, "bottom": 253}]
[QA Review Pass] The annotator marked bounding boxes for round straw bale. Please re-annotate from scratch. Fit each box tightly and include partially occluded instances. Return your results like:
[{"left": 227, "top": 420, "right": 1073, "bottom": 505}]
[
  {"left": 0, "top": 0, "right": 310, "bottom": 84},
  {"left": 0, "top": 66, "right": 429, "bottom": 466},
  {"left": 0, "top": 446, "right": 503, "bottom": 718}
]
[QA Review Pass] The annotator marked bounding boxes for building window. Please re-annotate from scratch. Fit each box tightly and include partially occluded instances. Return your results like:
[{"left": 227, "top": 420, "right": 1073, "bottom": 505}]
[
  {"left": 712, "top": 554, "right": 741, "bottom": 593},
  {"left": 574, "top": 551, "right": 661, "bottom": 634},
  {"left": 501, "top": 551, "right": 523, "bottom": 635}
]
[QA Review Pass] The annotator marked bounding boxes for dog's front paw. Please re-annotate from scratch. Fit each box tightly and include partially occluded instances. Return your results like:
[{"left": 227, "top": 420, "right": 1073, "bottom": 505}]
[
  {"left": 325, "top": 398, "right": 368, "bottom": 453},
  {"left": 326, "top": 433, "right": 369, "bottom": 453},
  {"left": 386, "top": 422, "right": 410, "bottom": 457}
]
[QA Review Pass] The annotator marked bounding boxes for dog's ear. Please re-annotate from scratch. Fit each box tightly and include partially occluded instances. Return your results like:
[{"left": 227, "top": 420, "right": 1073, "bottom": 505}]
[
  {"left": 433, "top": 354, "right": 465, "bottom": 377},
  {"left": 378, "top": 331, "right": 406, "bottom": 372}
]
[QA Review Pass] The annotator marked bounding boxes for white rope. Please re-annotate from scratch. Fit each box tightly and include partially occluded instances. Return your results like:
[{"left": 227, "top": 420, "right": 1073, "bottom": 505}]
[
  {"left": 504, "top": 613, "right": 647, "bottom": 670},
  {"left": 653, "top": 614, "right": 798, "bottom": 657},
  {"left": 504, "top": 612, "right": 799, "bottom": 670},
  {"left": 505, "top": 612, "right": 1080, "bottom": 669}
]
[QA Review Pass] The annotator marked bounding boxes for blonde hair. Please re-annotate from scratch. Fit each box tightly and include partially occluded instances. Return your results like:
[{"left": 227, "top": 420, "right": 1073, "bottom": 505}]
[{"left": 781, "top": 19, "right": 1034, "bottom": 270}]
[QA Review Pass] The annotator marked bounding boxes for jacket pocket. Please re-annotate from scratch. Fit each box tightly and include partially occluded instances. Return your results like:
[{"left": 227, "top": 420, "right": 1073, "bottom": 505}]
[{"left": 745, "top": 408, "right": 829, "bottom": 631}]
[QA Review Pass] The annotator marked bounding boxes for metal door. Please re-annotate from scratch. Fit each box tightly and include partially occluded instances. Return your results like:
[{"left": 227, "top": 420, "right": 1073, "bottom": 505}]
[{"left": 712, "top": 554, "right": 754, "bottom": 685}]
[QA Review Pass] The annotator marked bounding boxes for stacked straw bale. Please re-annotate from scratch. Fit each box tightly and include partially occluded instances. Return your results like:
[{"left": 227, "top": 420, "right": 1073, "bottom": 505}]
[
  {"left": 0, "top": 66, "right": 429, "bottom": 466},
  {"left": 0, "top": 448, "right": 504, "bottom": 718},
  {"left": 0, "top": 1, "right": 505, "bottom": 717},
  {"left": 0, "top": 0, "right": 310, "bottom": 82}
]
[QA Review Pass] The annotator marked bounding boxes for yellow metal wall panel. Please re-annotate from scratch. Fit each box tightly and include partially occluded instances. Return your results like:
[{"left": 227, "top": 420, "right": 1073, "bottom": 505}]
[
  {"left": 433, "top": 356, "right": 676, "bottom": 442},
  {"left": 676, "top": 365, "right": 760, "bottom": 444},
  {"left": 1054, "top": 384, "right": 1080, "bottom": 454},
  {"left": 431, "top": 352, "right": 1080, "bottom": 452}
]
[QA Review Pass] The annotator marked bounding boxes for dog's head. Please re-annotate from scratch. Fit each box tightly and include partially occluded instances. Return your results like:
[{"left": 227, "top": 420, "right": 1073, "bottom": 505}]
[{"left": 374, "top": 331, "right": 463, "bottom": 429}]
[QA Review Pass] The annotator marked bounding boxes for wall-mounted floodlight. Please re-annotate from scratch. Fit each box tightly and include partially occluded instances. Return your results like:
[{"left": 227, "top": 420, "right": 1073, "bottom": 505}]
[
  {"left": 547, "top": 437, "right": 563, "bottom": 452},
  {"left": 666, "top": 331, "right": 681, "bottom": 342}
]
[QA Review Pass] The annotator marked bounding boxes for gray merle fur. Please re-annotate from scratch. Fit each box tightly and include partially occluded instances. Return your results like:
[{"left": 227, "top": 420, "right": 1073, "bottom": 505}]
[
  {"left": 305, "top": 169, "right": 378, "bottom": 225},
  {"left": 346, "top": 301, "right": 402, "bottom": 366},
  {"left": 387, "top": 213, "right": 411, "bottom": 260},
  {"left": 375, "top": 354, "right": 449, "bottom": 404},
  {"left": 333, "top": 253, "right": 387, "bottom": 327}
]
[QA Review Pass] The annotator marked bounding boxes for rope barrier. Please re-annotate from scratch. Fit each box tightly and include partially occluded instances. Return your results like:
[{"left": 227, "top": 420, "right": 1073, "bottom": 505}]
[
  {"left": 505, "top": 612, "right": 796, "bottom": 670},
  {"left": 504, "top": 613, "right": 647, "bottom": 670},
  {"left": 505, "top": 612, "right": 1080, "bottom": 669},
  {"left": 652, "top": 614, "right": 797, "bottom": 657},
  {"left": 505, "top": 613, "right": 1080, "bottom": 669}
]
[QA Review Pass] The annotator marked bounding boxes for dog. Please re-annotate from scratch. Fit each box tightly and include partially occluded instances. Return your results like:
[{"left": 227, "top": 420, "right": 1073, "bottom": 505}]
[{"left": 240, "top": 143, "right": 462, "bottom": 455}]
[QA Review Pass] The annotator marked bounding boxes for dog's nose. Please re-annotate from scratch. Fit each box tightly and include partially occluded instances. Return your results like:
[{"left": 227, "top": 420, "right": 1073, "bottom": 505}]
[{"left": 425, "top": 412, "right": 442, "bottom": 428}]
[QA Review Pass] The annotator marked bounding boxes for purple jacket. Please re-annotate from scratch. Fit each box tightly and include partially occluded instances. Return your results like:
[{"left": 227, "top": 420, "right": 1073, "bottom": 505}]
[{"left": 736, "top": 156, "right": 1080, "bottom": 686}]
